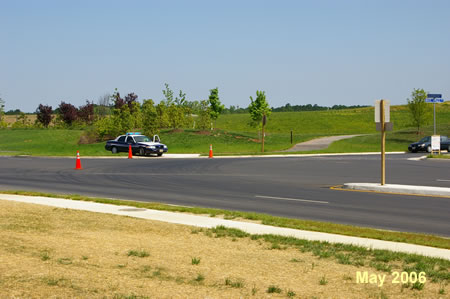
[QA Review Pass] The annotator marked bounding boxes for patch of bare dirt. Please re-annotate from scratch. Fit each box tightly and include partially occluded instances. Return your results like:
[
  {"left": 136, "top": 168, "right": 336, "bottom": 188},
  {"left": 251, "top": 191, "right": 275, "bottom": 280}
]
[
  {"left": 168, "top": 128, "right": 184, "bottom": 134},
  {"left": 195, "top": 130, "right": 211, "bottom": 135}
]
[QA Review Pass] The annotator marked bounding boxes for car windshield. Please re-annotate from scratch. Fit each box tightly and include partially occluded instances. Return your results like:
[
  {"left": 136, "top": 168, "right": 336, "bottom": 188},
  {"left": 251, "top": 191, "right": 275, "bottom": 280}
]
[
  {"left": 134, "top": 136, "right": 152, "bottom": 142},
  {"left": 418, "top": 137, "right": 430, "bottom": 143}
]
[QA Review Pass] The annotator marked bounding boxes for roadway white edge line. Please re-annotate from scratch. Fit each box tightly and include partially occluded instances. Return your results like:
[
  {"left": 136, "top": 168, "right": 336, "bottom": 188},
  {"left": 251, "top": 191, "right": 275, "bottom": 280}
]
[
  {"left": 255, "top": 195, "right": 329, "bottom": 204},
  {"left": 407, "top": 155, "right": 427, "bottom": 161}
]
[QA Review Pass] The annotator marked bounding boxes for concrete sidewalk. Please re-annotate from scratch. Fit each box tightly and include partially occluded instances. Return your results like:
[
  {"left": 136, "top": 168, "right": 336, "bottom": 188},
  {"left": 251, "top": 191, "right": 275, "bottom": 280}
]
[
  {"left": 343, "top": 183, "right": 450, "bottom": 197},
  {"left": 1, "top": 194, "right": 449, "bottom": 260}
]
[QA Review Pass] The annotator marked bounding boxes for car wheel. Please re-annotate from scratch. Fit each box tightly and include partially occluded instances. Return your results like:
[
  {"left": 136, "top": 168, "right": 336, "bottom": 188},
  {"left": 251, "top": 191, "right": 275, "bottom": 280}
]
[
  {"left": 139, "top": 147, "right": 145, "bottom": 156},
  {"left": 427, "top": 145, "right": 431, "bottom": 153},
  {"left": 448, "top": 145, "right": 450, "bottom": 152},
  {"left": 111, "top": 147, "right": 118, "bottom": 154},
  {"left": 157, "top": 153, "right": 163, "bottom": 157}
]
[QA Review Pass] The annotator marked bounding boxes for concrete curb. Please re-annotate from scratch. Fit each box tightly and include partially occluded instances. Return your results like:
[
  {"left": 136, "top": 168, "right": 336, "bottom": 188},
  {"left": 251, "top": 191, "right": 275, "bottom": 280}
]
[
  {"left": 0, "top": 152, "right": 407, "bottom": 159},
  {"left": 211, "top": 152, "right": 407, "bottom": 159},
  {"left": 1, "top": 194, "right": 449, "bottom": 260},
  {"left": 343, "top": 183, "right": 450, "bottom": 197}
]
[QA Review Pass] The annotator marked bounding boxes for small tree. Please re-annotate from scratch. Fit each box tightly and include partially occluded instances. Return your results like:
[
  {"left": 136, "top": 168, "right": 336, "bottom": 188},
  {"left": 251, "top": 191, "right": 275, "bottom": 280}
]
[
  {"left": 112, "top": 89, "right": 126, "bottom": 110},
  {"left": 124, "top": 93, "right": 138, "bottom": 113},
  {"left": 248, "top": 90, "right": 271, "bottom": 127},
  {"left": 197, "top": 100, "right": 211, "bottom": 130},
  {"left": 12, "top": 112, "right": 30, "bottom": 128},
  {"left": 78, "top": 101, "right": 95, "bottom": 124},
  {"left": 130, "top": 101, "right": 143, "bottom": 129},
  {"left": 142, "top": 99, "right": 158, "bottom": 135},
  {"left": 58, "top": 101, "right": 78, "bottom": 126},
  {"left": 96, "top": 93, "right": 111, "bottom": 119},
  {"left": 162, "top": 83, "right": 174, "bottom": 105},
  {"left": 208, "top": 88, "right": 224, "bottom": 127},
  {"left": 175, "top": 90, "right": 186, "bottom": 106},
  {"left": 161, "top": 84, "right": 188, "bottom": 130},
  {"left": 407, "top": 88, "right": 431, "bottom": 134},
  {"left": 156, "top": 102, "right": 170, "bottom": 129},
  {"left": 36, "top": 104, "right": 53, "bottom": 128}
]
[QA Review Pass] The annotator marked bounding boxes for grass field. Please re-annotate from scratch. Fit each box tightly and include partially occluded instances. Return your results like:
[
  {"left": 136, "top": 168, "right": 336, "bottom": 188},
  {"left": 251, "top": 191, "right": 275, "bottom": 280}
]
[
  {"left": 0, "top": 200, "right": 448, "bottom": 298},
  {"left": 4, "top": 191, "right": 449, "bottom": 250},
  {"left": 2, "top": 114, "right": 37, "bottom": 126},
  {"left": 217, "top": 103, "right": 450, "bottom": 135},
  {"left": 0, "top": 103, "right": 449, "bottom": 156}
]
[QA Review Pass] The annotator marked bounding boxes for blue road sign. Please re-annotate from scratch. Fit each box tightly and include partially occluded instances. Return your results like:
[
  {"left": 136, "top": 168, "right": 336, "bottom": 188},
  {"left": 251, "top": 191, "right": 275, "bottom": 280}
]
[
  {"left": 426, "top": 98, "right": 445, "bottom": 103},
  {"left": 427, "top": 94, "right": 442, "bottom": 99}
]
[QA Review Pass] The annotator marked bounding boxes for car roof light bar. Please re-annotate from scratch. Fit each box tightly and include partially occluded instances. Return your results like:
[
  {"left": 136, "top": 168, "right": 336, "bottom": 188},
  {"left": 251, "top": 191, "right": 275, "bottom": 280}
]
[{"left": 126, "top": 132, "right": 141, "bottom": 135}]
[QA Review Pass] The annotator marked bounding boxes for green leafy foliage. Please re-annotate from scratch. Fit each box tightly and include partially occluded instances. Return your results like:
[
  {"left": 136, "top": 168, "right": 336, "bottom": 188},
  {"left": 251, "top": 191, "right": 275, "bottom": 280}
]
[
  {"left": 208, "top": 87, "right": 224, "bottom": 121},
  {"left": 407, "top": 88, "right": 431, "bottom": 134},
  {"left": 160, "top": 84, "right": 192, "bottom": 129},
  {"left": 11, "top": 112, "right": 32, "bottom": 128},
  {"left": 248, "top": 90, "right": 271, "bottom": 128},
  {"left": 162, "top": 83, "right": 174, "bottom": 105},
  {"left": 142, "top": 99, "right": 158, "bottom": 136},
  {"left": 196, "top": 100, "right": 211, "bottom": 130}
]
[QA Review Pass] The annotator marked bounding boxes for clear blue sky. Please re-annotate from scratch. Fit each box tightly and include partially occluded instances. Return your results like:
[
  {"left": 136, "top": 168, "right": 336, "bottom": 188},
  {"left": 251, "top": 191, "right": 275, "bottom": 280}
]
[{"left": 1, "top": 0, "right": 449, "bottom": 112}]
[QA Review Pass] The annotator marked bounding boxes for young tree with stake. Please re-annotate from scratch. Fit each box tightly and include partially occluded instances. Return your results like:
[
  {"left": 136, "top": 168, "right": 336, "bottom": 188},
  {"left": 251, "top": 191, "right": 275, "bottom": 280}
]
[
  {"left": 407, "top": 88, "right": 431, "bottom": 135},
  {"left": 248, "top": 90, "right": 271, "bottom": 152},
  {"left": 208, "top": 87, "right": 224, "bottom": 129}
]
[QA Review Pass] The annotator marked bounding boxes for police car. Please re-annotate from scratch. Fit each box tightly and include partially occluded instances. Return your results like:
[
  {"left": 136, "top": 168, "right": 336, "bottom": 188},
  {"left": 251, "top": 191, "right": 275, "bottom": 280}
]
[{"left": 105, "top": 132, "right": 168, "bottom": 156}]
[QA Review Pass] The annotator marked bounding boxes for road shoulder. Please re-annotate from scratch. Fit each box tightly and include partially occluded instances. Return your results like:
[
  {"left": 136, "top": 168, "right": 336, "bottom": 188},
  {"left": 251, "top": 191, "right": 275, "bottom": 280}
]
[{"left": 1, "top": 193, "right": 449, "bottom": 260}]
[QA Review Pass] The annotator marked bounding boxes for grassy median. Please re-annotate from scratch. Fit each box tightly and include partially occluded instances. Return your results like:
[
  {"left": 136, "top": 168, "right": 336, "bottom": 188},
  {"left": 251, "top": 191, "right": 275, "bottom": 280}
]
[{"left": 0, "top": 200, "right": 448, "bottom": 298}]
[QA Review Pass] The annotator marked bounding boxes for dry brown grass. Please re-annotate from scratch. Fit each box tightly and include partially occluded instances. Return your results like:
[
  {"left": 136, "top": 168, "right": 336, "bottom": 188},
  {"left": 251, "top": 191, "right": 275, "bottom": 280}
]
[
  {"left": 0, "top": 200, "right": 445, "bottom": 298},
  {"left": 3, "top": 114, "right": 37, "bottom": 125}
]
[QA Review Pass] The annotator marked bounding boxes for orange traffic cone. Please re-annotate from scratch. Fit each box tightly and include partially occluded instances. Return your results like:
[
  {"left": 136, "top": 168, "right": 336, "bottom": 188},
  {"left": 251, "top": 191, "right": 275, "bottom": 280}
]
[
  {"left": 74, "top": 151, "right": 82, "bottom": 170},
  {"left": 128, "top": 145, "right": 133, "bottom": 159},
  {"left": 209, "top": 144, "right": 213, "bottom": 158}
]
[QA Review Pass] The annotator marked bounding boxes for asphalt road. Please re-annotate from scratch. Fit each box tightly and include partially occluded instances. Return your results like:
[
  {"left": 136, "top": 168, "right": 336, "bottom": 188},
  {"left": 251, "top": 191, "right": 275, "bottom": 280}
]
[{"left": 1, "top": 154, "right": 449, "bottom": 236}]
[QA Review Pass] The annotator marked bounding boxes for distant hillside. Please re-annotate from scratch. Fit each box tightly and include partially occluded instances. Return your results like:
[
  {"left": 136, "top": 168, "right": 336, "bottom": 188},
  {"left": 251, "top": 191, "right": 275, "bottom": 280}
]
[{"left": 216, "top": 103, "right": 450, "bottom": 135}]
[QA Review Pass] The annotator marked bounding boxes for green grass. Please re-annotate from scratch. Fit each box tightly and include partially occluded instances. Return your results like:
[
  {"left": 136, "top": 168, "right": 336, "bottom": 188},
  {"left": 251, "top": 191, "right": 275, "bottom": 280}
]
[
  {"left": 127, "top": 249, "right": 149, "bottom": 258},
  {"left": 319, "top": 276, "right": 328, "bottom": 285},
  {"left": 203, "top": 226, "right": 450, "bottom": 284},
  {"left": 0, "top": 129, "right": 109, "bottom": 156},
  {"left": 2, "top": 191, "right": 449, "bottom": 250},
  {"left": 266, "top": 285, "right": 282, "bottom": 293},
  {"left": 225, "top": 277, "right": 244, "bottom": 288},
  {"left": 1, "top": 103, "right": 449, "bottom": 155},
  {"left": 428, "top": 154, "right": 450, "bottom": 159},
  {"left": 217, "top": 104, "right": 450, "bottom": 135},
  {"left": 0, "top": 128, "right": 323, "bottom": 155},
  {"left": 194, "top": 273, "right": 204, "bottom": 282}
]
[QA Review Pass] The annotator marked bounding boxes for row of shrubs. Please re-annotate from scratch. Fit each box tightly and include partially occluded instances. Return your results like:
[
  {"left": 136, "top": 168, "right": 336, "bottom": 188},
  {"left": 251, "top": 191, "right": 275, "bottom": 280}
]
[{"left": 1, "top": 90, "right": 214, "bottom": 143}]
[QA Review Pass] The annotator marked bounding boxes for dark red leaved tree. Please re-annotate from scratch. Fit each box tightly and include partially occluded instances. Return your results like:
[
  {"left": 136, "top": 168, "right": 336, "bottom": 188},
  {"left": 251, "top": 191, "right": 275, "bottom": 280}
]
[
  {"left": 36, "top": 104, "right": 53, "bottom": 127},
  {"left": 78, "top": 101, "right": 95, "bottom": 124},
  {"left": 59, "top": 101, "right": 78, "bottom": 125}
]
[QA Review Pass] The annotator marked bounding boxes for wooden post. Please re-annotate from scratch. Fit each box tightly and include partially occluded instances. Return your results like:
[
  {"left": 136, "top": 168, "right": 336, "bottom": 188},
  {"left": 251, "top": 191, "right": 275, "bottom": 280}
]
[
  {"left": 261, "top": 114, "right": 266, "bottom": 153},
  {"left": 290, "top": 130, "right": 293, "bottom": 144},
  {"left": 381, "top": 100, "right": 386, "bottom": 185}
]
